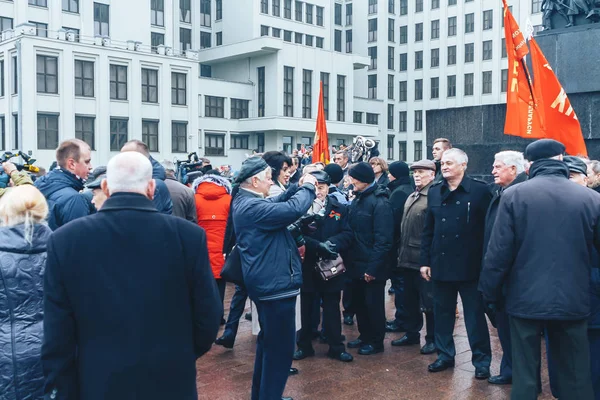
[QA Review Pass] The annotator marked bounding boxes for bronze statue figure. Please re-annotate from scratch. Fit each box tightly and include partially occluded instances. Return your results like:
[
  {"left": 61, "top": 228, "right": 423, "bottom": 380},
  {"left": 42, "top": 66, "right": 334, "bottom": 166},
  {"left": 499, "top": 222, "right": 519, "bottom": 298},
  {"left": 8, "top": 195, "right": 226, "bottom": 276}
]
[{"left": 542, "top": 0, "right": 570, "bottom": 30}]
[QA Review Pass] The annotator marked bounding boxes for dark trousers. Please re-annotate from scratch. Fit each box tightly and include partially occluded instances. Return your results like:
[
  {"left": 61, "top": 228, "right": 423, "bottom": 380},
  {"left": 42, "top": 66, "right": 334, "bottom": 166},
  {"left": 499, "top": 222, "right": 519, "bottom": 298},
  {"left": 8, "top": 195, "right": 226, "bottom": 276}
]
[
  {"left": 496, "top": 308, "right": 512, "bottom": 379},
  {"left": 433, "top": 280, "right": 491, "bottom": 367},
  {"left": 342, "top": 277, "right": 354, "bottom": 317},
  {"left": 216, "top": 278, "right": 226, "bottom": 319},
  {"left": 389, "top": 269, "right": 406, "bottom": 326},
  {"left": 509, "top": 317, "right": 594, "bottom": 400},
  {"left": 402, "top": 268, "right": 434, "bottom": 342},
  {"left": 352, "top": 279, "right": 386, "bottom": 348},
  {"left": 252, "top": 297, "right": 296, "bottom": 400},
  {"left": 590, "top": 329, "right": 600, "bottom": 400},
  {"left": 310, "top": 294, "right": 321, "bottom": 334},
  {"left": 298, "top": 291, "right": 345, "bottom": 354},
  {"left": 223, "top": 284, "right": 248, "bottom": 340}
]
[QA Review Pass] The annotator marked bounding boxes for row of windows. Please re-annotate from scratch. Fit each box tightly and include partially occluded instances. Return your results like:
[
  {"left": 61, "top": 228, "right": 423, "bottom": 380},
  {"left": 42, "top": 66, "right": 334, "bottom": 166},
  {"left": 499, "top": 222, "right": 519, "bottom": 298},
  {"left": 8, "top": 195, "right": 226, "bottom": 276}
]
[
  {"left": 260, "top": 0, "right": 324, "bottom": 27},
  {"left": 364, "top": 0, "right": 476, "bottom": 16},
  {"left": 387, "top": 138, "right": 423, "bottom": 163},
  {"left": 178, "top": 27, "right": 222, "bottom": 51},
  {"left": 204, "top": 96, "right": 250, "bottom": 119},
  {"left": 260, "top": 26, "right": 325, "bottom": 48}
]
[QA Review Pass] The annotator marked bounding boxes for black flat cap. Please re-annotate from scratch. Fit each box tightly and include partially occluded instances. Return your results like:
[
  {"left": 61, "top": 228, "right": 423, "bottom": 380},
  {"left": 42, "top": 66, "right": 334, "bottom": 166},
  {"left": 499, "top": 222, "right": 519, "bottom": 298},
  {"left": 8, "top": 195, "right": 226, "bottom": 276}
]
[
  {"left": 234, "top": 157, "right": 269, "bottom": 183},
  {"left": 524, "top": 139, "right": 565, "bottom": 162},
  {"left": 564, "top": 156, "right": 588, "bottom": 176},
  {"left": 310, "top": 170, "right": 331, "bottom": 185},
  {"left": 85, "top": 166, "right": 107, "bottom": 189}
]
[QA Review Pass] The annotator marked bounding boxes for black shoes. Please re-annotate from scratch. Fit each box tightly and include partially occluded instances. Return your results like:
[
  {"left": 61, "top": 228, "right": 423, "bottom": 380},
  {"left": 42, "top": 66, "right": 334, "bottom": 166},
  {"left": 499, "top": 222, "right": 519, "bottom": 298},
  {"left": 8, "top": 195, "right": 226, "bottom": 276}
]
[
  {"left": 347, "top": 339, "right": 363, "bottom": 349},
  {"left": 292, "top": 349, "right": 315, "bottom": 360},
  {"left": 244, "top": 312, "right": 252, "bottom": 321},
  {"left": 488, "top": 375, "right": 512, "bottom": 385},
  {"left": 288, "top": 367, "right": 299, "bottom": 376},
  {"left": 327, "top": 350, "right": 354, "bottom": 362},
  {"left": 475, "top": 366, "right": 491, "bottom": 380},
  {"left": 215, "top": 335, "right": 234, "bottom": 349},
  {"left": 358, "top": 344, "right": 384, "bottom": 355},
  {"left": 391, "top": 335, "right": 420, "bottom": 347},
  {"left": 386, "top": 321, "right": 404, "bottom": 332},
  {"left": 420, "top": 342, "right": 437, "bottom": 355},
  {"left": 428, "top": 359, "right": 455, "bottom": 372},
  {"left": 343, "top": 315, "right": 354, "bottom": 326}
]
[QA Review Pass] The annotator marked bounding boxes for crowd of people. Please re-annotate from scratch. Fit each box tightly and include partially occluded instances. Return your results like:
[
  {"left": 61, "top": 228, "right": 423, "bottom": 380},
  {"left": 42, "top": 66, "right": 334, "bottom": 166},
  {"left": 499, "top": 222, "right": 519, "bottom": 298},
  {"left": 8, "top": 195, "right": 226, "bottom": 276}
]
[{"left": 0, "top": 136, "right": 598, "bottom": 400}]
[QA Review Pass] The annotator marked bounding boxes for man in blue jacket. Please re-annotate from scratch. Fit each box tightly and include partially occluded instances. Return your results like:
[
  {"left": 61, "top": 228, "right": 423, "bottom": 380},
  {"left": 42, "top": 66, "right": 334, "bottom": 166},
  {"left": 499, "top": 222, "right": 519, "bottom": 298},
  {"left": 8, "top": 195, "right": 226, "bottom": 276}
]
[
  {"left": 232, "top": 157, "right": 317, "bottom": 400},
  {"left": 35, "top": 139, "right": 92, "bottom": 230}
]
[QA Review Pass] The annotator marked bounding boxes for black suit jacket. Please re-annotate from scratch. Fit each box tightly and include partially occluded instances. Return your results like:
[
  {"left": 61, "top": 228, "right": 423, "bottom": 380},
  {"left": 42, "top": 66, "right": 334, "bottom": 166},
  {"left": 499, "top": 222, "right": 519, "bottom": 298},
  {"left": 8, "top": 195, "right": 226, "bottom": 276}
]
[{"left": 42, "top": 192, "right": 221, "bottom": 400}]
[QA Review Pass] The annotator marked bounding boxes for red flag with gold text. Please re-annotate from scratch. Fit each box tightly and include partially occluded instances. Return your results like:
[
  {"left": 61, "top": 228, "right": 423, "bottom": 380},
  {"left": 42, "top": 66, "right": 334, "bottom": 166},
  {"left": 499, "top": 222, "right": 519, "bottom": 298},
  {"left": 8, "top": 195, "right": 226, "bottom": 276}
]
[{"left": 313, "top": 81, "right": 330, "bottom": 164}]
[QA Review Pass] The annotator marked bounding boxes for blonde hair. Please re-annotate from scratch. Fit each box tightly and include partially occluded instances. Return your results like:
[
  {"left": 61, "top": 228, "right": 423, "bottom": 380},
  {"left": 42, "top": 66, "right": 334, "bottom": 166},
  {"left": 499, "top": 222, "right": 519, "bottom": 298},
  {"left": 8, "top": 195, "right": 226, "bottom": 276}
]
[
  {"left": 0, "top": 185, "right": 49, "bottom": 244},
  {"left": 369, "top": 157, "right": 389, "bottom": 172}
]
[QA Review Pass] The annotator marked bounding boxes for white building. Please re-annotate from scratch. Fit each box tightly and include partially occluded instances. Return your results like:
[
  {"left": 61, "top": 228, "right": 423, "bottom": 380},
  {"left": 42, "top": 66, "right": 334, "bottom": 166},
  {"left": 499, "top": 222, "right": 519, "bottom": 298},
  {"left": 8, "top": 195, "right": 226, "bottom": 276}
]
[{"left": 0, "top": 0, "right": 543, "bottom": 169}]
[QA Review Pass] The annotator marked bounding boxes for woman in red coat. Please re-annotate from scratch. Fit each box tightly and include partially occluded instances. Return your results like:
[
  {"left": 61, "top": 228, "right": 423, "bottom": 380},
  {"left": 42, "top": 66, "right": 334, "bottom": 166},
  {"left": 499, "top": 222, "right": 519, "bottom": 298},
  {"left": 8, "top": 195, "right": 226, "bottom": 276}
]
[{"left": 193, "top": 171, "right": 232, "bottom": 323}]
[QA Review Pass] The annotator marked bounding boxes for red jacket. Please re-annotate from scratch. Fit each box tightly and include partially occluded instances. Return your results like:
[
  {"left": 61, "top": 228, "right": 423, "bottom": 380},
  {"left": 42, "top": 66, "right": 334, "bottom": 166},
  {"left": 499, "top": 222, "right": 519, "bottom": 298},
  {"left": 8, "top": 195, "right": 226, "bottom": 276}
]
[{"left": 194, "top": 175, "right": 232, "bottom": 279}]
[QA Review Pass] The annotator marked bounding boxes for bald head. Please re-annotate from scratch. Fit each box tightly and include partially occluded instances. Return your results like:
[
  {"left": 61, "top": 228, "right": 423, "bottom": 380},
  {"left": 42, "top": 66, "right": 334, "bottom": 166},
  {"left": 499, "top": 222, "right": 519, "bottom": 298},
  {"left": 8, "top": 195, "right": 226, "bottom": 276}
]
[
  {"left": 102, "top": 152, "right": 155, "bottom": 199},
  {"left": 121, "top": 139, "right": 150, "bottom": 158}
]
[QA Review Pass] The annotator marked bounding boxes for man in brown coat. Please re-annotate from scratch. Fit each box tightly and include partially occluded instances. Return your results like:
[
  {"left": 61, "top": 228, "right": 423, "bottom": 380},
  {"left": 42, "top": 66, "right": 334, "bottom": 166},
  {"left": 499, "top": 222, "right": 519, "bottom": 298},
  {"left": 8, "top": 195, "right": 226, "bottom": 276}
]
[{"left": 391, "top": 159, "right": 437, "bottom": 355}]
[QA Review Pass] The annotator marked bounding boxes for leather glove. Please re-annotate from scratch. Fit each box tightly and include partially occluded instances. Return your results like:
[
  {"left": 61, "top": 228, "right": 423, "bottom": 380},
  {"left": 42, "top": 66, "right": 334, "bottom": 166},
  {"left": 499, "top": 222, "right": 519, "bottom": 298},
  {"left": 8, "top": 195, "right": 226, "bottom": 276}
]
[{"left": 317, "top": 241, "right": 338, "bottom": 260}]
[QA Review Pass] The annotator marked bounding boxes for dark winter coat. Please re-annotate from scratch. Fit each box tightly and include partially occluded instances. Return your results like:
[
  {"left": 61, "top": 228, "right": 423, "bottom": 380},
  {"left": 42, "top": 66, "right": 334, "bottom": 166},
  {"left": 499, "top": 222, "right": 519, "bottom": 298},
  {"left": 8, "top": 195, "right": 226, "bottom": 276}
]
[
  {"left": 479, "top": 159, "right": 600, "bottom": 321},
  {"left": 0, "top": 224, "right": 52, "bottom": 400},
  {"left": 34, "top": 169, "right": 90, "bottom": 230},
  {"left": 376, "top": 173, "right": 390, "bottom": 188},
  {"left": 150, "top": 157, "right": 174, "bottom": 215},
  {"left": 232, "top": 184, "right": 316, "bottom": 302},
  {"left": 302, "top": 195, "right": 353, "bottom": 293},
  {"left": 591, "top": 266, "right": 600, "bottom": 329},
  {"left": 388, "top": 177, "right": 414, "bottom": 249},
  {"left": 420, "top": 176, "right": 492, "bottom": 282},
  {"left": 347, "top": 183, "right": 394, "bottom": 280},
  {"left": 42, "top": 193, "right": 221, "bottom": 400},
  {"left": 398, "top": 182, "right": 432, "bottom": 271},
  {"left": 165, "top": 177, "right": 197, "bottom": 222}
]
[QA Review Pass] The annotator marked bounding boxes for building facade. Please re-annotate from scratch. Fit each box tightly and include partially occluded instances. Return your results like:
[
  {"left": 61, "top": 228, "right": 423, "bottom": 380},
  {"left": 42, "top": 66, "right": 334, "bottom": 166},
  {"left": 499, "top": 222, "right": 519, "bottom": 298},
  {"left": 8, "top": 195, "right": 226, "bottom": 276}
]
[{"left": 0, "top": 0, "right": 543, "bottom": 169}]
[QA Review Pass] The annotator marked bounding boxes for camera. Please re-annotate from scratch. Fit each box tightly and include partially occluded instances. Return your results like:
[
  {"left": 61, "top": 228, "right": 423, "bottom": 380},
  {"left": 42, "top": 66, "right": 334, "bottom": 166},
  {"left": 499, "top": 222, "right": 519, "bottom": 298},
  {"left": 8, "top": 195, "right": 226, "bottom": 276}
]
[
  {"left": 287, "top": 208, "right": 327, "bottom": 248},
  {"left": 0, "top": 151, "right": 39, "bottom": 188}
]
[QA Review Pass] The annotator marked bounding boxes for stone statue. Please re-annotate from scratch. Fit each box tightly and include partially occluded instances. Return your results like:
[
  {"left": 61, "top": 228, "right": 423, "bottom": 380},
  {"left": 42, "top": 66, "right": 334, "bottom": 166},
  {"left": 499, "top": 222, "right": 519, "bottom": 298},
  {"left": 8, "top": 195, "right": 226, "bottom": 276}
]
[
  {"left": 565, "top": 0, "right": 591, "bottom": 27},
  {"left": 542, "top": 0, "right": 570, "bottom": 30}
]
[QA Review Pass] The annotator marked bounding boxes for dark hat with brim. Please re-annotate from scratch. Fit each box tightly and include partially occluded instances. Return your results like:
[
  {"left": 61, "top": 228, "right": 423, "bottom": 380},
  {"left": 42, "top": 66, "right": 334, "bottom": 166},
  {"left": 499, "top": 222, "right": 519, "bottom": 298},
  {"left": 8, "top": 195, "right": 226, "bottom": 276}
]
[
  {"left": 564, "top": 156, "right": 587, "bottom": 176},
  {"left": 310, "top": 170, "right": 331, "bottom": 185},
  {"left": 235, "top": 156, "right": 269, "bottom": 183},
  {"left": 524, "top": 139, "right": 565, "bottom": 162},
  {"left": 85, "top": 174, "right": 106, "bottom": 190}
]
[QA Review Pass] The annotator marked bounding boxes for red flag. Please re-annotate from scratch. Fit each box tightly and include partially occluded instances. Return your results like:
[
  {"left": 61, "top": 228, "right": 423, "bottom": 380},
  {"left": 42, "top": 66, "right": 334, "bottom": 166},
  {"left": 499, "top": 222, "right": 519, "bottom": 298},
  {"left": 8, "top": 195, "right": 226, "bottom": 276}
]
[
  {"left": 529, "top": 38, "right": 587, "bottom": 156},
  {"left": 502, "top": 0, "right": 545, "bottom": 139},
  {"left": 313, "top": 81, "right": 330, "bottom": 164}
]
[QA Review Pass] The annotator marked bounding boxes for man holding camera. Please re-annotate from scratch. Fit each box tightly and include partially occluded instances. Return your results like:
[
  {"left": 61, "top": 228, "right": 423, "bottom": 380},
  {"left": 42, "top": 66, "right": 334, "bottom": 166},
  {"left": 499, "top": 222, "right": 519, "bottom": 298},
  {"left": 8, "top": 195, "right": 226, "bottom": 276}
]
[
  {"left": 0, "top": 161, "right": 34, "bottom": 198},
  {"left": 232, "top": 157, "right": 318, "bottom": 400}
]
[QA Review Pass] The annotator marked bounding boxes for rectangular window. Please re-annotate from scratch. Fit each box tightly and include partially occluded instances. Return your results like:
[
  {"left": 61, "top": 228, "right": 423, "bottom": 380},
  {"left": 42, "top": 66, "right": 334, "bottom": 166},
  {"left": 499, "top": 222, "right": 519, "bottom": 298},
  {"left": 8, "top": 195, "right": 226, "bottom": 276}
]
[
  {"left": 399, "top": 141, "right": 407, "bottom": 161},
  {"left": 431, "top": 20, "right": 440, "bottom": 39},
  {"left": 216, "top": 32, "right": 222, "bottom": 45},
  {"left": 1, "top": 17, "right": 13, "bottom": 33},
  {"left": 29, "top": 0, "right": 47, "bottom": 7},
  {"left": 415, "top": 51, "right": 423, "bottom": 69},
  {"left": 257, "top": 133, "right": 265, "bottom": 153},
  {"left": 483, "top": 10, "right": 493, "bottom": 30},
  {"left": 110, "top": 118, "right": 128, "bottom": 151},
  {"left": 205, "top": 134, "right": 225, "bottom": 156},
  {"left": 464, "top": 72, "right": 474, "bottom": 96},
  {"left": 368, "top": 75, "right": 377, "bottom": 99},
  {"left": 201, "top": 31, "right": 211, "bottom": 49},
  {"left": 171, "top": 122, "right": 187, "bottom": 153},
  {"left": 415, "top": 23, "right": 423, "bottom": 42},
  {"left": 62, "top": 0, "right": 79, "bottom": 13},
  {"left": 431, "top": 77, "right": 439, "bottom": 99},
  {"left": 231, "top": 135, "right": 249, "bottom": 150},
  {"left": 180, "top": 28, "right": 192, "bottom": 52},
  {"left": 37, "top": 114, "right": 58, "bottom": 150},
  {"left": 216, "top": 0, "right": 222, "bottom": 19},
  {"left": 231, "top": 99, "right": 250, "bottom": 119},
  {"left": 388, "top": 18, "right": 395, "bottom": 42},
  {"left": 284, "top": 66, "right": 294, "bottom": 117},
  {"left": 414, "top": 79, "right": 423, "bottom": 100},
  {"left": 284, "top": 0, "right": 292, "bottom": 18},
  {"left": 272, "top": 28, "right": 281, "bottom": 38},
  {"left": 431, "top": 48, "right": 439, "bottom": 67},
  {"left": 416, "top": 0, "right": 423, "bottom": 12},
  {"left": 94, "top": 2, "right": 109, "bottom": 36},
  {"left": 334, "top": 30, "right": 342, "bottom": 52},
  {"left": 0, "top": 60, "right": 4, "bottom": 97},
  {"left": 414, "top": 110, "right": 422, "bottom": 131},
  {"left": 399, "top": 111, "right": 407, "bottom": 132},
  {"left": 368, "top": 0, "right": 377, "bottom": 14},
  {"left": 180, "top": 0, "right": 191, "bottom": 22},
  {"left": 141, "top": 68, "right": 158, "bottom": 103},
  {"left": 414, "top": 140, "right": 423, "bottom": 160},
  {"left": 482, "top": 40, "right": 493, "bottom": 61},
  {"left": 0, "top": 116, "right": 4, "bottom": 151},
  {"left": 448, "top": 16, "right": 457, "bottom": 36},
  {"left": 172, "top": 72, "right": 187, "bottom": 105},
  {"left": 399, "top": 53, "right": 407, "bottom": 71},
  {"left": 532, "top": 0, "right": 542, "bottom": 13},
  {"left": 74, "top": 60, "right": 94, "bottom": 97},
  {"left": 400, "top": 0, "right": 408, "bottom": 15},
  {"left": 261, "top": 0, "right": 268, "bottom": 13},
  {"left": 316, "top": 6, "right": 324, "bottom": 26},
  {"left": 151, "top": 32, "right": 165, "bottom": 52},
  {"left": 284, "top": 30, "right": 292, "bottom": 42},
  {"left": 387, "top": 104, "right": 394, "bottom": 130},
  {"left": 447, "top": 45, "right": 456, "bottom": 65},
  {"left": 346, "top": 4, "right": 352, "bottom": 25},
  {"left": 258, "top": 67, "right": 265, "bottom": 117},
  {"left": 110, "top": 65, "right": 127, "bottom": 100},
  {"left": 334, "top": 3, "right": 342, "bottom": 25},
  {"left": 447, "top": 75, "right": 456, "bottom": 97},
  {"left": 282, "top": 136, "right": 293, "bottom": 154},
  {"left": 387, "top": 135, "right": 394, "bottom": 159},
  {"left": 388, "top": 74, "right": 394, "bottom": 100},
  {"left": 295, "top": 1, "right": 303, "bottom": 21},
  {"left": 321, "top": 72, "right": 329, "bottom": 120},
  {"left": 302, "top": 69, "right": 312, "bottom": 118},
  {"left": 337, "top": 75, "right": 345, "bottom": 122},
  {"left": 151, "top": 0, "right": 164, "bottom": 26},
  {"left": 31, "top": 21, "right": 48, "bottom": 37},
  {"left": 432, "top": 0, "right": 439, "bottom": 9},
  {"left": 368, "top": 47, "right": 377, "bottom": 70},
  {"left": 36, "top": 55, "right": 58, "bottom": 94},
  {"left": 501, "top": 69, "right": 508, "bottom": 93},
  {"left": 273, "top": 0, "right": 280, "bottom": 16},
  {"left": 345, "top": 31, "right": 352, "bottom": 53},
  {"left": 12, "top": 57, "right": 17, "bottom": 95},
  {"left": 200, "top": 0, "right": 211, "bottom": 27},
  {"left": 465, "top": 43, "right": 474, "bottom": 63},
  {"left": 502, "top": 38, "right": 507, "bottom": 58},
  {"left": 306, "top": 3, "right": 313, "bottom": 23},
  {"left": 13, "top": 114, "right": 18, "bottom": 149},
  {"left": 399, "top": 25, "right": 407, "bottom": 44},
  {"left": 200, "top": 64, "right": 212, "bottom": 78},
  {"left": 368, "top": 19, "right": 377, "bottom": 42},
  {"left": 389, "top": 0, "right": 395, "bottom": 13},
  {"left": 75, "top": 116, "right": 95, "bottom": 149},
  {"left": 353, "top": 111, "right": 363, "bottom": 123},
  {"left": 482, "top": 71, "right": 492, "bottom": 94},
  {"left": 465, "top": 13, "right": 474, "bottom": 33},
  {"left": 388, "top": 47, "right": 395, "bottom": 70},
  {"left": 205, "top": 96, "right": 225, "bottom": 118},
  {"left": 399, "top": 80, "right": 407, "bottom": 101},
  {"left": 142, "top": 120, "right": 159, "bottom": 152},
  {"left": 366, "top": 113, "right": 378, "bottom": 125}
]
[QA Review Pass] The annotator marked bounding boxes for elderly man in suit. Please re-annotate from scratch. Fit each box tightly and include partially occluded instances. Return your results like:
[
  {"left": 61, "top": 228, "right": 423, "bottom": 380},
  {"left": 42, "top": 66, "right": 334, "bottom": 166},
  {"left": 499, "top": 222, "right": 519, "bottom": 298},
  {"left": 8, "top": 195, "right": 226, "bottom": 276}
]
[{"left": 42, "top": 151, "right": 221, "bottom": 400}]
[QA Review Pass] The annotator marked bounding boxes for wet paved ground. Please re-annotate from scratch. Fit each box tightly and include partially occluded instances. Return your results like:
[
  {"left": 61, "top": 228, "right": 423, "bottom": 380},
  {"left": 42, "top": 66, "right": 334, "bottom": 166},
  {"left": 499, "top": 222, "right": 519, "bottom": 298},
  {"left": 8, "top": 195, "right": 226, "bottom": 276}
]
[{"left": 196, "top": 282, "right": 554, "bottom": 400}]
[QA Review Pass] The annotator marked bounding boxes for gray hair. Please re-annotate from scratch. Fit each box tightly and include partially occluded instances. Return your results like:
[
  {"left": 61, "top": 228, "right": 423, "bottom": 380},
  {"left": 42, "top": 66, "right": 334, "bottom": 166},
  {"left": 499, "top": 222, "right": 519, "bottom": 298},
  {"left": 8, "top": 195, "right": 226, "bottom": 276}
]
[
  {"left": 587, "top": 160, "right": 600, "bottom": 174},
  {"left": 494, "top": 151, "right": 526, "bottom": 174},
  {"left": 161, "top": 160, "right": 176, "bottom": 174},
  {"left": 106, "top": 152, "right": 153, "bottom": 194},
  {"left": 442, "top": 148, "right": 468, "bottom": 165},
  {"left": 242, "top": 167, "right": 270, "bottom": 185}
]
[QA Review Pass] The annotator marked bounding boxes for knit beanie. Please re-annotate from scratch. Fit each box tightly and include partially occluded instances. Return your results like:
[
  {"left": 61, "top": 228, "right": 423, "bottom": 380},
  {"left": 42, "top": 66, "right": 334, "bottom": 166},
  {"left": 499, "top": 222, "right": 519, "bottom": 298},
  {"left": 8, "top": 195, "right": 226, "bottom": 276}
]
[
  {"left": 388, "top": 161, "right": 410, "bottom": 179},
  {"left": 348, "top": 162, "right": 375, "bottom": 184},
  {"left": 323, "top": 163, "right": 344, "bottom": 184}
]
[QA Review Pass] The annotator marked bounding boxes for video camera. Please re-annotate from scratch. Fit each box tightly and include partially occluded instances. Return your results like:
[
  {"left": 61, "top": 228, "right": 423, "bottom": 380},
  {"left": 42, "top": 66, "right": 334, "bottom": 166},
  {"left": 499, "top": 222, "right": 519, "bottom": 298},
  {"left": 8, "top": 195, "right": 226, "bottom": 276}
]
[
  {"left": 175, "top": 152, "right": 205, "bottom": 184},
  {"left": 287, "top": 207, "right": 327, "bottom": 248},
  {"left": 0, "top": 151, "right": 39, "bottom": 188}
]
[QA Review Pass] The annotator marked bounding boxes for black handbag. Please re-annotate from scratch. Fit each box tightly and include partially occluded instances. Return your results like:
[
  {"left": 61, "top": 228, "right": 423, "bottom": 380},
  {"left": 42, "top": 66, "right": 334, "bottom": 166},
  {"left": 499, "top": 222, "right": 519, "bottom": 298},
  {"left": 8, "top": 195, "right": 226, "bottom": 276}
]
[
  {"left": 220, "top": 246, "right": 245, "bottom": 287},
  {"left": 315, "top": 255, "right": 346, "bottom": 281}
]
